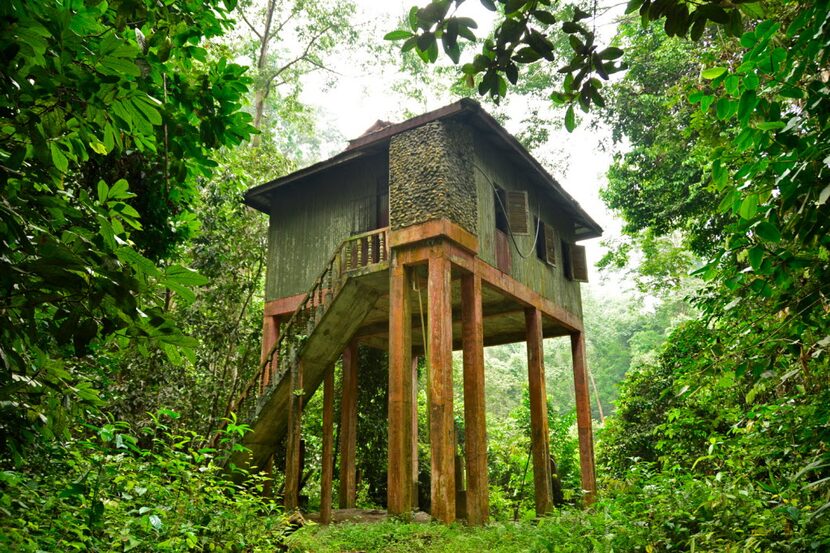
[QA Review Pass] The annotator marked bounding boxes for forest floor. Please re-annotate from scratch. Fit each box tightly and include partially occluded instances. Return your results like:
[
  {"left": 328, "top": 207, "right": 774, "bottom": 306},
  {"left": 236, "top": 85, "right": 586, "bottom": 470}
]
[
  {"left": 303, "top": 509, "right": 434, "bottom": 524},
  {"left": 284, "top": 517, "right": 595, "bottom": 552}
]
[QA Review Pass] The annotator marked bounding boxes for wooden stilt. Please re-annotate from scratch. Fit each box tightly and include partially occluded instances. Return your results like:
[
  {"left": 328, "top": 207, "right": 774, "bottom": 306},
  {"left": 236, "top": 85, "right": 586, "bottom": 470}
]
[
  {"left": 571, "top": 332, "right": 597, "bottom": 504},
  {"left": 338, "top": 342, "right": 358, "bottom": 509},
  {"left": 411, "top": 355, "right": 420, "bottom": 510},
  {"left": 260, "top": 315, "right": 279, "bottom": 392},
  {"left": 388, "top": 262, "right": 413, "bottom": 517},
  {"left": 525, "top": 307, "right": 553, "bottom": 516},
  {"left": 320, "top": 366, "right": 335, "bottom": 524},
  {"left": 428, "top": 253, "right": 455, "bottom": 523},
  {"left": 461, "top": 273, "right": 489, "bottom": 525},
  {"left": 284, "top": 358, "right": 304, "bottom": 510},
  {"left": 262, "top": 454, "right": 274, "bottom": 498}
]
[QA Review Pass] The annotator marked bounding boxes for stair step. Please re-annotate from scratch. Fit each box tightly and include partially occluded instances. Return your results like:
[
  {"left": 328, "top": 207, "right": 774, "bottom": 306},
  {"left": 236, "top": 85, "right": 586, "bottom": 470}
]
[{"left": 230, "top": 278, "right": 384, "bottom": 472}]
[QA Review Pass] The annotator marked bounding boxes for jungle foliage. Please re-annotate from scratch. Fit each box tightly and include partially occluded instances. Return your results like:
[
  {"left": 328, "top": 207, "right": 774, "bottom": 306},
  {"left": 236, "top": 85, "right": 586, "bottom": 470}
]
[
  {"left": 4, "top": 0, "right": 830, "bottom": 551},
  {"left": 1, "top": 0, "right": 298, "bottom": 549},
  {"left": 378, "top": 0, "right": 830, "bottom": 550}
]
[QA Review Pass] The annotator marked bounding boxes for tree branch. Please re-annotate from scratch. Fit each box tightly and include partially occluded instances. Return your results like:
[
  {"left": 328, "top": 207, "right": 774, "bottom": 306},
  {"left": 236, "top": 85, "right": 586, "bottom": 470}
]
[
  {"left": 269, "top": 9, "right": 297, "bottom": 41},
  {"left": 262, "top": 24, "right": 334, "bottom": 94},
  {"left": 238, "top": 8, "right": 263, "bottom": 42},
  {"left": 305, "top": 57, "right": 342, "bottom": 76}
]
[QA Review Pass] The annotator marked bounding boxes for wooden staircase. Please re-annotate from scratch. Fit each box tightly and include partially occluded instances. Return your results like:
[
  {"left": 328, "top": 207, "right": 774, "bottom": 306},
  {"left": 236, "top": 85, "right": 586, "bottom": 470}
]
[{"left": 218, "top": 228, "right": 390, "bottom": 472}]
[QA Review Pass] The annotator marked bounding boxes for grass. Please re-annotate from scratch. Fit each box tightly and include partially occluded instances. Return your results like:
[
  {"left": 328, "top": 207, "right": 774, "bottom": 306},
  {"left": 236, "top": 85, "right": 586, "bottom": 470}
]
[
  {"left": 286, "top": 520, "right": 540, "bottom": 552},
  {"left": 284, "top": 512, "right": 617, "bottom": 553}
]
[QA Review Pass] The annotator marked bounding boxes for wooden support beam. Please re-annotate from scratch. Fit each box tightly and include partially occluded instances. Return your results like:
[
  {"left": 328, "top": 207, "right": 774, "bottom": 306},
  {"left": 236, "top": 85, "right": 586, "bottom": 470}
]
[
  {"left": 525, "top": 307, "right": 553, "bottom": 516},
  {"left": 262, "top": 454, "right": 274, "bottom": 498},
  {"left": 411, "top": 356, "right": 420, "bottom": 510},
  {"left": 461, "top": 273, "right": 489, "bottom": 525},
  {"left": 479, "top": 260, "right": 583, "bottom": 332},
  {"left": 338, "top": 342, "right": 358, "bottom": 509},
  {"left": 428, "top": 253, "right": 456, "bottom": 523},
  {"left": 260, "top": 315, "right": 279, "bottom": 391},
  {"left": 284, "top": 358, "right": 304, "bottom": 511},
  {"left": 395, "top": 238, "right": 582, "bottom": 332},
  {"left": 320, "top": 366, "right": 335, "bottom": 524},
  {"left": 264, "top": 293, "right": 306, "bottom": 317},
  {"left": 353, "top": 302, "right": 525, "bottom": 341},
  {"left": 387, "top": 262, "right": 413, "bottom": 517},
  {"left": 389, "top": 219, "right": 479, "bottom": 254},
  {"left": 571, "top": 331, "right": 597, "bottom": 504}
]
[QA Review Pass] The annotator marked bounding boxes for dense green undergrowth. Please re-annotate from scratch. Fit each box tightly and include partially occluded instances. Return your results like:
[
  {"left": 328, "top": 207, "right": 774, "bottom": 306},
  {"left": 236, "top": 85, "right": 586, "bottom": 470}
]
[
  {"left": 287, "top": 467, "right": 829, "bottom": 552},
  {"left": 0, "top": 412, "right": 288, "bottom": 552}
]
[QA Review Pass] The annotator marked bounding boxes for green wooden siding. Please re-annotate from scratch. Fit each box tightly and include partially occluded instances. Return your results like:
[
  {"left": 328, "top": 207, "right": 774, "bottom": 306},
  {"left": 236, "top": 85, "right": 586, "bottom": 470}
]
[
  {"left": 473, "top": 136, "right": 583, "bottom": 319},
  {"left": 265, "top": 153, "right": 388, "bottom": 301}
]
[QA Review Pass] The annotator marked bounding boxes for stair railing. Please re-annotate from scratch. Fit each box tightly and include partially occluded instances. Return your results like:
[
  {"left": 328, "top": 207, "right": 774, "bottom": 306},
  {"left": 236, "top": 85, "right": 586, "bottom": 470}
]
[{"left": 211, "top": 227, "right": 389, "bottom": 446}]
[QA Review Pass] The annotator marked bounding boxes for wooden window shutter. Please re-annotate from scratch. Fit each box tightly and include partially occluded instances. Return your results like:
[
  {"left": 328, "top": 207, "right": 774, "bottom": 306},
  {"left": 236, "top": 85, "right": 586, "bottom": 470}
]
[
  {"left": 562, "top": 241, "right": 573, "bottom": 279},
  {"left": 571, "top": 244, "right": 589, "bottom": 282},
  {"left": 504, "top": 190, "right": 529, "bottom": 235},
  {"left": 543, "top": 223, "right": 557, "bottom": 266},
  {"left": 495, "top": 229, "right": 512, "bottom": 274}
]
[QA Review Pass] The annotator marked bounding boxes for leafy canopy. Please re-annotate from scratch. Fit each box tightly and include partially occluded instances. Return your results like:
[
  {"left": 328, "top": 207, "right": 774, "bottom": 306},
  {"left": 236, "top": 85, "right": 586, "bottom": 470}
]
[{"left": 0, "top": 0, "right": 255, "bottom": 456}]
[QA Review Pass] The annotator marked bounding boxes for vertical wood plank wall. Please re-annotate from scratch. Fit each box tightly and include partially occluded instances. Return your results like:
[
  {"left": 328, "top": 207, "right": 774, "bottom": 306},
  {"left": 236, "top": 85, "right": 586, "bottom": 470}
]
[
  {"left": 473, "top": 137, "right": 583, "bottom": 317},
  {"left": 266, "top": 153, "right": 389, "bottom": 301}
]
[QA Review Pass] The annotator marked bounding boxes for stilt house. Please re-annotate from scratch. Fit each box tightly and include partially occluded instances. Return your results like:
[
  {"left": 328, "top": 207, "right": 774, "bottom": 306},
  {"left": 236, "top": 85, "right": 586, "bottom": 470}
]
[{"left": 233, "top": 99, "right": 601, "bottom": 524}]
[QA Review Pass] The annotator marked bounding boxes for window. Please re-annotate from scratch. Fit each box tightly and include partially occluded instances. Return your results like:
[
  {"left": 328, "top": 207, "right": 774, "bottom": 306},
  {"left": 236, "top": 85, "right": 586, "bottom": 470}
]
[
  {"left": 494, "top": 188, "right": 529, "bottom": 235},
  {"left": 495, "top": 190, "right": 509, "bottom": 233},
  {"left": 535, "top": 218, "right": 557, "bottom": 266},
  {"left": 562, "top": 241, "right": 589, "bottom": 282}
]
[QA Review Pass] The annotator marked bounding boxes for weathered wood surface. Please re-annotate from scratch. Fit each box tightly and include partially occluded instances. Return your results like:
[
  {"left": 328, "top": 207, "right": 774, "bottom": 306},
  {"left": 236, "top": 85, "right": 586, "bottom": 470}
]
[
  {"left": 387, "top": 261, "right": 413, "bottom": 517},
  {"left": 320, "top": 366, "right": 335, "bottom": 524},
  {"left": 526, "top": 307, "right": 554, "bottom": 516},
  {"left": 266, "top": 153, "right": 388, "bottom": 300},
  {"left": 259, "top": 315, "right": 279, "bottom": 392},
  {"left": 461, "top": 273, "right": 489, "bottom": 524},
  {"left": 284, "top": 359, "right": 303, "bottom": 510},
  {"left": 571, "top": 331, "right": 597, "bottom": 503},
  {"left": 428, "top": 253, "right": 456, "bottom": 523},
  {"left": 338, "top": 342, "right": 359, "bottom": 509},
  {"left": 473, "top": 136, "right": 583, "bottom": 317},
  {"left": 411, "top": 356, "right": 420, "bottom": 509},
  {"left": 389, "top": 218, "right": 478, "bottom": 254}
]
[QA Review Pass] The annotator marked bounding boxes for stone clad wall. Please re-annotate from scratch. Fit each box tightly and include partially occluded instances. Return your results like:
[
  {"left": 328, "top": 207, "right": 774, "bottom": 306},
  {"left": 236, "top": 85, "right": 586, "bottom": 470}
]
[{"left": 389, "top": 120, "right": 477, "bottom": 234}]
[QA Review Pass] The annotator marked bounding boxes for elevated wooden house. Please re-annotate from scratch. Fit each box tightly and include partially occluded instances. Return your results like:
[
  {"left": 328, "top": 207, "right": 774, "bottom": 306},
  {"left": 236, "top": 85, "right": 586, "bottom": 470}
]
[{"left": 234, "top": 99, "right": 601, "bottom": 524}]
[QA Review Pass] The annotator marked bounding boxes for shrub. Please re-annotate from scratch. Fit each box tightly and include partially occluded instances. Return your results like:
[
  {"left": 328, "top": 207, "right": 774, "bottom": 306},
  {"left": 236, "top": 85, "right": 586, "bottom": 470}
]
[{"left": 0, "top": 411, "right": 289, "bottom": 552}]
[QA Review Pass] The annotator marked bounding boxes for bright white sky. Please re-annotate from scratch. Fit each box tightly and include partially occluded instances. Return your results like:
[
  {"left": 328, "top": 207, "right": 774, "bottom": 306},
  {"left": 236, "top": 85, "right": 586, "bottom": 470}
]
[{"left": 297, "top": 1, "right": 628, "bottom": 295}]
